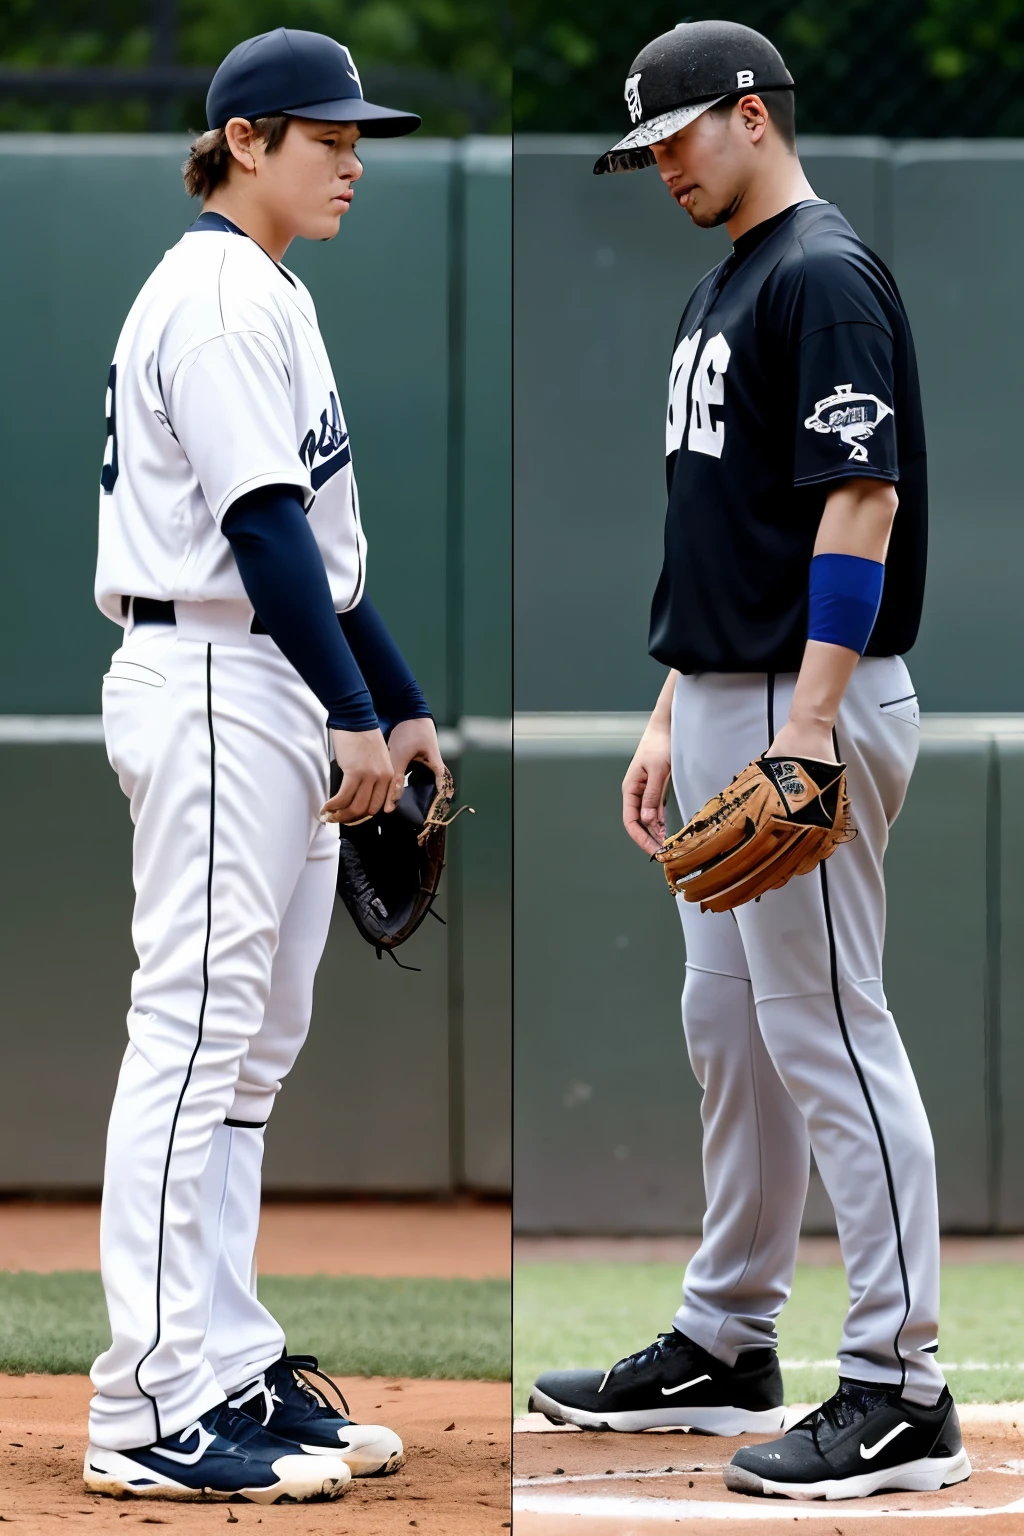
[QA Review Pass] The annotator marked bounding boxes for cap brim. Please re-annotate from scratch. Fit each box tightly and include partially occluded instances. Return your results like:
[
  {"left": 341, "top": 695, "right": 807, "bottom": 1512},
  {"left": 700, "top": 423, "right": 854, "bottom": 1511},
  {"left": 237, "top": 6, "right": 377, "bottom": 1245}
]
[
  {"left": 593, "top": 94, "right": 726, "bottom": 175},
  {"left": 286, "top": 99, "right": 421, "bottom": 137}
]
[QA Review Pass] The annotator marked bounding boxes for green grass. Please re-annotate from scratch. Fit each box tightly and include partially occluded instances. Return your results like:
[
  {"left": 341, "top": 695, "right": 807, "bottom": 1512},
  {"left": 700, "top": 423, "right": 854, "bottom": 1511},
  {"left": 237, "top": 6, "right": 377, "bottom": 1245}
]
[
  {"left": 514, "top": 1262, "right": 1024, "bottom": 1416},
  {"left": 0, "top": 1272, "right": 510, "bottom": 1381}
]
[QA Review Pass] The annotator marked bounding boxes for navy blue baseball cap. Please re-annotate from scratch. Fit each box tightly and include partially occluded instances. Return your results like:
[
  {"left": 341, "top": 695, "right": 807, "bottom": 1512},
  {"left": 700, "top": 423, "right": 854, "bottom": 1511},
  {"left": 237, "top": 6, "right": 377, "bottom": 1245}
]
[{"left": 206, "top": 29, "right": 421, "bottom": 136}]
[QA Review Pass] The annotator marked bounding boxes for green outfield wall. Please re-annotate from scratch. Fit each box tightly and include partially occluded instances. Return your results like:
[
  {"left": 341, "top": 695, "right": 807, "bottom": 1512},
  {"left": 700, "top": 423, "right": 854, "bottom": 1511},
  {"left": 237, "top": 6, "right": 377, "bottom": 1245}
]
[
  {"left": 0, "top": 136, "right": 509, "bottom": 1194},
  {"left": 514, "top": 138, "right": 1024, "bottom": 714},
  {"left": 513, "top": 136, "right": 1024, "bottom": 1232},
  {"left": 514, "top": 715, "right": 1024, "bottom": 1234}
]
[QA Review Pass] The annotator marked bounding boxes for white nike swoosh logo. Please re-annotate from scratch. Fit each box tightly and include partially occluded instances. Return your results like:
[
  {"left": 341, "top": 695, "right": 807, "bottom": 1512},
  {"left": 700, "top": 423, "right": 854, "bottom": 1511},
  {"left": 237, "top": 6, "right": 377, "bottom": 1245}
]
[
  {"left": 860, "top": 1421, "right": 911, "bottom": 1460},
  {"left": 151, "top": 1423, "right": 216, "bottom": 1465},
  {"left": 661, "top": 1373, "right": 712, "bottom": 1397}
]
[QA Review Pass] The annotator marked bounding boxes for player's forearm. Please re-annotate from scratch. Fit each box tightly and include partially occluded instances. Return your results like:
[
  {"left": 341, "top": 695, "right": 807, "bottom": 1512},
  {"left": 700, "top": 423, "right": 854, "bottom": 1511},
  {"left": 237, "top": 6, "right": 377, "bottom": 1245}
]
[
  {"left": 774, "top": 478, "right": 897, "bottom": 756},
  {"left": 814, "top": 476, "right": 898, "bottom": 563},
  {"left": 222, "top": 483, "right": 378, "bottom": 732},
  {"left": 338, "top": 596, "right": 431, "bottom": 732},
  {"left": 647, "top": 669, "right": 679, "bottom": 734}
]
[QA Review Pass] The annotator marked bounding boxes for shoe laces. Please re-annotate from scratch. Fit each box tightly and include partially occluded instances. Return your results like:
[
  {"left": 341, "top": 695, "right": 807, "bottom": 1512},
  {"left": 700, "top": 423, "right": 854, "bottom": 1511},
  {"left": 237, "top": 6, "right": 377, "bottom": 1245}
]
[
  {"left": 795, "top": 1380, "right": 896, "bottom": 1445},
  {"left": 209, "top": 1399, "right": 284, "bottom": 1446},
  {"left": 278, "top": 1353, "right": 352, "bottom": 1421},
  {"left": 609, "top": 1331, "right": 690, "bottom": 1379}
]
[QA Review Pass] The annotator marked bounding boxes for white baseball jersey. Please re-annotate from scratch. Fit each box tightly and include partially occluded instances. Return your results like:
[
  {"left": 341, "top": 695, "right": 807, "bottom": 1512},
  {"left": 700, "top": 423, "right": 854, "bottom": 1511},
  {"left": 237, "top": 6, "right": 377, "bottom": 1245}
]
[{"left": 94, "top": 216, "right": 366, "bottom": 626}]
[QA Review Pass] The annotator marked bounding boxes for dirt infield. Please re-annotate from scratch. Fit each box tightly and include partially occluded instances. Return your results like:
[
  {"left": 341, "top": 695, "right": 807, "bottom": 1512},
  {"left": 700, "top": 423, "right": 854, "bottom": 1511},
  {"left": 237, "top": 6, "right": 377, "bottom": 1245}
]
[
  {"left": 513, "top": 1413, "right": 1024, "bottom": 1533},
  {"left": 0, "top": 1202, "right": 511, "bottom": 1526},
  {"left": 0, "top": 1373, "right": 510, "bottom": 1531},
  {"left": 0, "top": 1198, "right": 510, "bottom": 1278}
]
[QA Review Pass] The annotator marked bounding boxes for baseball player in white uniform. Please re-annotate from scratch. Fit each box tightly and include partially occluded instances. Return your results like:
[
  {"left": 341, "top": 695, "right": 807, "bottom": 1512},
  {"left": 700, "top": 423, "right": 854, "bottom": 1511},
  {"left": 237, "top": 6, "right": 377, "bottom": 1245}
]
[{"left": 85, "top": 30, "right": 444, "bottom": 1505}]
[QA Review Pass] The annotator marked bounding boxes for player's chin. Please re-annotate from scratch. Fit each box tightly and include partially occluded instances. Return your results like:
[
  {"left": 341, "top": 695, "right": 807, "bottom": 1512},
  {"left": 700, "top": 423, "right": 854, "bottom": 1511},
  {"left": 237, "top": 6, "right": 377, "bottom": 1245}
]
[
  {"left": 305, "top": 209, "right": 346, "bottom": 241},
  {"left": 684, "top": 201, "right": 723, "bottom": 229}
]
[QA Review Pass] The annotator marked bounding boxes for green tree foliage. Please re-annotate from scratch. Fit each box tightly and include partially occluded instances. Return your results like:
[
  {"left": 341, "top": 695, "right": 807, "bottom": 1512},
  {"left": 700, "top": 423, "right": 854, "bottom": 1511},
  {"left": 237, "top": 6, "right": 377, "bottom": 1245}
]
[
  {"left": 0, "top": 0, "right": 510, "bottom": 134},
  {"left": 513, "top": 0, "right": 1024, "bottom": 135}
]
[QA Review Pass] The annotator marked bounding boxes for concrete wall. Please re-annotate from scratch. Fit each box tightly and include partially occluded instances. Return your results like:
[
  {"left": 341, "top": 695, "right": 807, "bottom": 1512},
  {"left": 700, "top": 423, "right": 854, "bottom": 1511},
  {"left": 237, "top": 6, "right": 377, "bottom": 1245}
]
[
  {"left": 514, "top": 138, "right": 1024, "bottom": 713},
  {"left": 0, "top": 136, "right": 510, "bottom": 1193},
  {"left": 514, "top": 715, "right": 1023, "bottom": 1234}
]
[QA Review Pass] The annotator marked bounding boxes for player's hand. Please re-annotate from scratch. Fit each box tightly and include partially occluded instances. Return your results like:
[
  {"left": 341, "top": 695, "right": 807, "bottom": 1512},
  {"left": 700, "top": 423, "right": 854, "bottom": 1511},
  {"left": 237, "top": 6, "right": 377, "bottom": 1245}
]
[
  {"left": 767, "top": 720, "right": 839, "bottom": 764},
  {"left": 322, "top": 728, "right": 397, "bottom": 824},
  {"left": 387, "top": 716, "right": 447, "bottom": 809},
  {"left": 623, "top": 726, "right": 672, "bottom": 855}
]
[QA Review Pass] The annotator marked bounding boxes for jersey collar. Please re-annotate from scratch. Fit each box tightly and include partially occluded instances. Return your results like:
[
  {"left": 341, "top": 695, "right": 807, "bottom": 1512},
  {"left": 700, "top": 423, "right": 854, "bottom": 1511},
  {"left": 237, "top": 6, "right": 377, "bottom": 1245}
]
[{"left": 186, "top": 210, "right": 296, "bottom": 287}]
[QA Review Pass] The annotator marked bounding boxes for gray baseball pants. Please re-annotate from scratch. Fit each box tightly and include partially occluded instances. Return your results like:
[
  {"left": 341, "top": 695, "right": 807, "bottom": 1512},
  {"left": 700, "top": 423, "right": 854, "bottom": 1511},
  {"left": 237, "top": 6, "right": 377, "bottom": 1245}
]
[{"left": 669, "top": 655, "right": 944, "bottom": 1407}]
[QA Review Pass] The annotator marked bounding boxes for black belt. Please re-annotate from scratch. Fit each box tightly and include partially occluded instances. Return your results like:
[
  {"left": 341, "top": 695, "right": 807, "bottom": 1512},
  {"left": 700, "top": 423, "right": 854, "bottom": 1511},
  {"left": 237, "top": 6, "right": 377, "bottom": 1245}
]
[{"left": 123, "top": 596, "right": 267, "bottom": 634}]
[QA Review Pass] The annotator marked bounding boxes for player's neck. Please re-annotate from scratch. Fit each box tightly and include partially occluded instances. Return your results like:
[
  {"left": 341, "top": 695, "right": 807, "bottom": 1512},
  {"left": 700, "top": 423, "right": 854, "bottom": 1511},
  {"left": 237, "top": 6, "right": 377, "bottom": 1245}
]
[
  {"left": 724, "top": 157, "right": 817, "bottom": 244},
  {"left": 201, "top": 190, "right": 294, "bottom": 264}
]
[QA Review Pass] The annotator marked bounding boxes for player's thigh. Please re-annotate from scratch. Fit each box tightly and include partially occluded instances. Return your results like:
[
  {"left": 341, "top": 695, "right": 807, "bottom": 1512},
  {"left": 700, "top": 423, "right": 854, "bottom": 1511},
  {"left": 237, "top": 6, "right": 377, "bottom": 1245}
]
[
  {"left": 233, "top": 829, "right": 339, "bottom": 1112},
  {"left": 670, "top": 669, "right": 776, "bottom": 816}
]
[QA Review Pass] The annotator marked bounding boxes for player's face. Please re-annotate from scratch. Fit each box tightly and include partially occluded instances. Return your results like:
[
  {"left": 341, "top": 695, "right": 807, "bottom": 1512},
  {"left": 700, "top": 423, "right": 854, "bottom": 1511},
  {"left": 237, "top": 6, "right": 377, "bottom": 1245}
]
[
  {"left": 650, "top": 103, "right": 761, "bottom": 229},
  {"left": 257, "top": 118, "right": 364, "bottom": 242}
]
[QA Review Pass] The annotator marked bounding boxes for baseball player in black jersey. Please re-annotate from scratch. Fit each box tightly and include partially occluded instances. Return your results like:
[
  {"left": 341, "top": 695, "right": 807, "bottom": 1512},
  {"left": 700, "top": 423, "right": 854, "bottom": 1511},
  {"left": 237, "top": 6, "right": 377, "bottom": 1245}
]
[{"left": 531, "top": 22, "right": 971, "bottom": 1502}]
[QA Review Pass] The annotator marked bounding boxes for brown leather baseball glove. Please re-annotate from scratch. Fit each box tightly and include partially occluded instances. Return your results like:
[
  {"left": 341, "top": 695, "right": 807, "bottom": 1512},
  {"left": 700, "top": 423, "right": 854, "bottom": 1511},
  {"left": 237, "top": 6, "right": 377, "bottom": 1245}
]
[{"left": 655, "top": 755, "right": 856, "bottom": 914}]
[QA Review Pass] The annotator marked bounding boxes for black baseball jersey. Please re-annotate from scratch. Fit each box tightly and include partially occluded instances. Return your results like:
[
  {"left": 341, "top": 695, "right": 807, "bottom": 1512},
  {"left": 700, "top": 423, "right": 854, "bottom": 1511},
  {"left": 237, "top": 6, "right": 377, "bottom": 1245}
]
[{"left": 648, "top": 200, "right": 927, "bottom": 675}]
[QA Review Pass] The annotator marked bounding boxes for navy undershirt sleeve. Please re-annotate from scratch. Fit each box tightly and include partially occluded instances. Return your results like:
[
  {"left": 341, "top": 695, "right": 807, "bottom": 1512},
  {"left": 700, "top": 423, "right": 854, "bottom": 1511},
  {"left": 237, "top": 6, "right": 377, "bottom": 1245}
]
[
  {"left": 338, "top": 595, "right": 431, "bottom": 737},
  {"left": 222, "top": 484, "right": 378, "bottom": 732}
]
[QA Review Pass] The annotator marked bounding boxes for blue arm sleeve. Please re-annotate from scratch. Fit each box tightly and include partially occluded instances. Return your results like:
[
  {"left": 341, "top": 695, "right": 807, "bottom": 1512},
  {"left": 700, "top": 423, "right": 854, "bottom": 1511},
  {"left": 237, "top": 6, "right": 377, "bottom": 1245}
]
[
  {"left": 338, "top": 595, "right": 431, "bottom": 735},
  {"left": 807, "top": 552, "right": 885, "bottom": 655},
  {"left": 221, "top": 484, "right": 379, "bottom": 732}
]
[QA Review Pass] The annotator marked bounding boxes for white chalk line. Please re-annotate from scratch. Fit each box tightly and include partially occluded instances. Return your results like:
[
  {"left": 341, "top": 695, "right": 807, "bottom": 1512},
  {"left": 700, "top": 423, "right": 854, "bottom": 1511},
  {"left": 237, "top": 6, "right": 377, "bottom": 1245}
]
[{"left": 512, "top": 1490, "right": 1024, "bottom": 1521}]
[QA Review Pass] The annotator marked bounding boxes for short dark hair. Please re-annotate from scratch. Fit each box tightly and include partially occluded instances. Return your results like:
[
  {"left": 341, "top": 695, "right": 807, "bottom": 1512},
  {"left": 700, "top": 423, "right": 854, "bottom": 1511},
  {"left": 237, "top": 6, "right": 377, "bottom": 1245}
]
[
  {"left": 182, "top": 113, "right": 291, "bottom": 199},
  {"left": 709, "top": 86, "right": 796, "bottom": 151}
]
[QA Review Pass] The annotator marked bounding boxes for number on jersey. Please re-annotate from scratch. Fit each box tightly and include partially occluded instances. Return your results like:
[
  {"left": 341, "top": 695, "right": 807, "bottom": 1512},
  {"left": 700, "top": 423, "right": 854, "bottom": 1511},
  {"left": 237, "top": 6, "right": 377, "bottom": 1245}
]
[
  {"left": 665, "top": 329, "right": 731, "bottom": 462},
  {"left": 101, "top": 363, "right": 119, "bottom": 494}
]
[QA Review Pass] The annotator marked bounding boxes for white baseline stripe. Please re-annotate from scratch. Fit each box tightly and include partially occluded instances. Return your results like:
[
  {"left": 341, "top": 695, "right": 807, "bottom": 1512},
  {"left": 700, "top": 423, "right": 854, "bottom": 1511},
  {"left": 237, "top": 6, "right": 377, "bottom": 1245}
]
[
  {"left": 780, "top": 1360, "right": 1024, "bottom": 1371},
  {"left": 0, "top": 715, "right": 106, "bottom": 744},
  {"left": 513, "top": 1491, "right": 1024, "bottom": 1522},
  {"left": 0, "top": 715, "right": 511, "bottom": 752}
]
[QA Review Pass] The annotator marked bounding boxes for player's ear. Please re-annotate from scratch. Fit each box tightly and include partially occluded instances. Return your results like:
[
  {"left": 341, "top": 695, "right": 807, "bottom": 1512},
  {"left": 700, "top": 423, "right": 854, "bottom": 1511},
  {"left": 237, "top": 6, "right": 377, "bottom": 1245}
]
[
  {"left": 738, "top": 94, "right": 768, "bottom": 143},
  {"left": 223, "top": 116, "right": 258, "bottom": 173}
]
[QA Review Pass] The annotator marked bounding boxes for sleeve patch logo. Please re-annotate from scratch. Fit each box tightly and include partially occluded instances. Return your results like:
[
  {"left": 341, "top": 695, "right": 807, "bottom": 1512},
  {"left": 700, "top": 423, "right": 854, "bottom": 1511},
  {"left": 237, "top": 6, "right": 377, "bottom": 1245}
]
[
  {"left": 804, "top": 383, "right": 894, "bottom": 463},
  {"left": 625, "top": 73, "right": 643, "bottom": 124}
]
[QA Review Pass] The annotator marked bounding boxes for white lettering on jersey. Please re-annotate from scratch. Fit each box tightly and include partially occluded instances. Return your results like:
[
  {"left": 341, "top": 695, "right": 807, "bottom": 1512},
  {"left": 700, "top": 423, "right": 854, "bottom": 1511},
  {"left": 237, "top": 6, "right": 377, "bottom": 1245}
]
[
  {"left": 666, "top": 329, "right": 701, "bottom": 457},
  {"left": 688, "top": 331, "right": 731, "bottom": 458}
]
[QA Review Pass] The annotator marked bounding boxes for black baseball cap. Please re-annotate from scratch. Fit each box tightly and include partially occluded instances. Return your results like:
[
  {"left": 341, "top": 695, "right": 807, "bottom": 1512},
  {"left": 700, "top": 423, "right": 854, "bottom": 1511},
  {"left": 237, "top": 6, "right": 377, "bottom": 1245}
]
[
  {"left": 207, "top": 28, "right": 421, "bottom": 137},
  {"left": 594, "top": 20, "right": 793, "bottom": 175}
]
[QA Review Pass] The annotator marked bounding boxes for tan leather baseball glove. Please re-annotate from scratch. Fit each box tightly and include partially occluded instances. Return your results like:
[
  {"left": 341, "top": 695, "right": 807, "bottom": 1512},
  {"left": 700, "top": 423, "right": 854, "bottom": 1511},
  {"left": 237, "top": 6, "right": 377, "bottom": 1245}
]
[{"left": 655, "top": 755, "right": 856, "bottom": 914}]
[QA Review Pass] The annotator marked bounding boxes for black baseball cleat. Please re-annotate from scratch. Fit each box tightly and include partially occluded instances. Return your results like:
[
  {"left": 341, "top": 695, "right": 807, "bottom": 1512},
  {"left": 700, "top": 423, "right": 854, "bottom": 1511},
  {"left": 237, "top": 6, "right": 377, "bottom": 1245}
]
[
  {"left": 229, "top": 1352, "right": 404, "bottom": 1477},
  {"left": 83, "top": 1399, "right": 350, "bottom": 1501},
  {"left": 529, "top": 1329, "right": 786, "bottom": 1434},
  {"left": 724, "top": 1379, "right": 972, "bottom": 1500}
]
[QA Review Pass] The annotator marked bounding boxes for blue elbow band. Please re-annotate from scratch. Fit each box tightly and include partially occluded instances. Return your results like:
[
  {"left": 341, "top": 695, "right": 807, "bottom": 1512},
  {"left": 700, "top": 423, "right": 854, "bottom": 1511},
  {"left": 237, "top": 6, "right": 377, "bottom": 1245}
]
[{"left": 807, "top": 553, "right": 885, "bottom": 655}]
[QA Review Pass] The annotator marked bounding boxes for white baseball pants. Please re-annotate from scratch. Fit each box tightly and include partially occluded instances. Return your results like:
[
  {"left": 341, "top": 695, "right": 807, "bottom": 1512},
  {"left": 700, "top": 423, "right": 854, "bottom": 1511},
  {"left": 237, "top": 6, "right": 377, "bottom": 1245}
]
[
  {"left": 89, "top": 602, "right": 339, "bottom": 1449},
  {"left": 670, "top": 656, "right": 945, "bottom": 1407}
]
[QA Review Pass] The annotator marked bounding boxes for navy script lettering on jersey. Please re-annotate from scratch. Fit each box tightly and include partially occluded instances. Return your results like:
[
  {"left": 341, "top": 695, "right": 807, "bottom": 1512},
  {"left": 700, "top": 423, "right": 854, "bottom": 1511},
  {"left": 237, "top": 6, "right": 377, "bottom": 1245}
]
[{"left": 300, "top": 390, "right": 351, "bottom": 489}]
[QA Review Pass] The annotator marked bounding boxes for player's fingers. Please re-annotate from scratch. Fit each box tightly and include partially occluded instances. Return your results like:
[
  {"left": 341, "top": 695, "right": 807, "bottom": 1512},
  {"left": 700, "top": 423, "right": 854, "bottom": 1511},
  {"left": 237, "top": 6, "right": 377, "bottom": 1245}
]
[
  {"left": 622, "top": 763, "right": 647, "bottom": 830},
  {"left": 640, "top": 765, "right": 669, "bottom": 825},
  {"left": 383, "top": 773, "right": 406, "bottom": 814},
  {"left": 321, "top": 768, "right": 375, "bottom": 822}
]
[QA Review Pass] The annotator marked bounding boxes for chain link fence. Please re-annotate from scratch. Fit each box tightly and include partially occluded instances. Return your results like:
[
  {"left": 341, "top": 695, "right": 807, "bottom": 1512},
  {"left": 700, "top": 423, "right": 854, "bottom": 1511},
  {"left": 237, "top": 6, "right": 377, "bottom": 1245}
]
[{"left": 514, "top": 0, "right": 1024, "bottom": 137}]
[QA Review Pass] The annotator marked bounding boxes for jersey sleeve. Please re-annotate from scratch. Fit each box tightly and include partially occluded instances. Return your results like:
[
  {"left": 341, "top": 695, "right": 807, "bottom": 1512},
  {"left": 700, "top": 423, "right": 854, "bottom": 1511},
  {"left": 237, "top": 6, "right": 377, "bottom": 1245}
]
[
  {"left": 167, "top": 331, "right": 312, "bottom": 524},
  {"left": 791, "top": 253, "right": 898, "bottom": 488}
]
